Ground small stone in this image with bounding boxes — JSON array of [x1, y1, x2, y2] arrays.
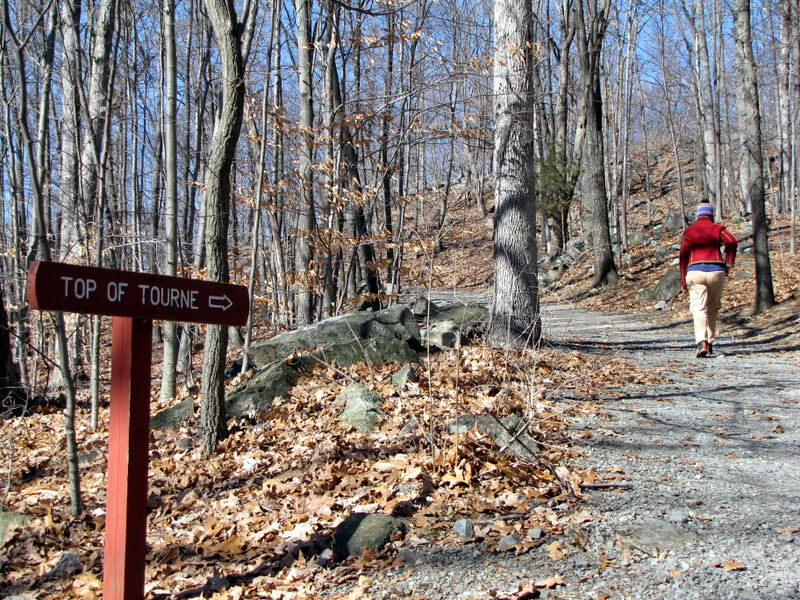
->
[[453, 519, 474, 540], [688, 499, 703, 506], [397, 548, 421, 567], [177, 438, 194, 449], [498, 535, 520, 552], [528, 526, 545, 540], [668, 510, 690, 524], [44, 551, 81, 580], [573, 553, 592, 568], [780, 533, 794, 543]]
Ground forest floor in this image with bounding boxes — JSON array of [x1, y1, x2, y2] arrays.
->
[[2, 181, 800, 598]]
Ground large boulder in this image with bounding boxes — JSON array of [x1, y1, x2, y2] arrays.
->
[[654, 268, 682, 301], [417, 301, 488, 350], [226, 360, 305, 417], [225, 306, 421, 417], [151, 398, 195, 429], [248, 305, 421, 367]]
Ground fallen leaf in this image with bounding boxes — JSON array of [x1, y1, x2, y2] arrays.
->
[[713, 560, 746, 572], [598, 554, 615, 570], [546, 541, 569, 561], [724, 454, 739, 459], [777, 527, 799, 535], [534, 575, 566, 588], [772, 425, 785, 434]]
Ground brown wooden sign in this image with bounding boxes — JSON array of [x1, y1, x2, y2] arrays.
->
[[27, 260, 251, 600], [27, 260, 249, 326]]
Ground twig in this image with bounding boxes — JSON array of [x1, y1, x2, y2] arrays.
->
[[579, 482, 633, 490]]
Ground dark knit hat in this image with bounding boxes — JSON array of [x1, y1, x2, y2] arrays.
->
[[696, 203, 714, 218]]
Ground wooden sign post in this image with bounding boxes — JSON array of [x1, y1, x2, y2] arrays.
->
[[27, 261, 249, 600]]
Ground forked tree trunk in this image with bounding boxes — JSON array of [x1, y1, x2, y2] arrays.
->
[[199, 0, 249, 452]]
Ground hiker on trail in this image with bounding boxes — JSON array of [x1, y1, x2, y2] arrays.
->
[[679, 201, 738, 358]]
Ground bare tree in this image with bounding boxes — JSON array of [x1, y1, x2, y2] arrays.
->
[[733, 0, 775, 313], [488, 0, 540, 346], [161, 0, 179, 402], [199, 0, 252, 452], [574, 0, 618, 287]]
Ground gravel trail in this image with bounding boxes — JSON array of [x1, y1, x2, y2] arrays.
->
[[359, 301, 800, 600]]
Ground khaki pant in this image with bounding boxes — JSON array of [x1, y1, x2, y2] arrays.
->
[[687, 270, 726, 344]]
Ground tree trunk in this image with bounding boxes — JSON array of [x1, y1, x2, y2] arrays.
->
[[733, 0, 775, 313], [199, 0, 249, 452], [488, 0, 540, 346], [574, 0, 617, 287], [294, 0, 316, 325], [161, 0, 179, 402]]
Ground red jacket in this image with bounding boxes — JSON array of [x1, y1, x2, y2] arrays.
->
[[679, 216, 738, 289]]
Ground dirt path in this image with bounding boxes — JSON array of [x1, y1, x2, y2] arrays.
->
[[541, 303, 800, 599], [356, 299, 800, 599]]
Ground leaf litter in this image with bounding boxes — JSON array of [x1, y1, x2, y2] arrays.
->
[[0, 339, 663, 598]]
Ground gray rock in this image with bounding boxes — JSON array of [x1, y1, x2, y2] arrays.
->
[[668, 509, 690, 524], [453, 519, 475, 540], [151, 397, 195, 429], [663, 212, 686, 233], [424, 319, 462, 350], [0, 511, 30, 547], [333, 513, 406, 559], [225, 360, 302, 417], [528, 526, 545, 540], [619, 519, 697, 555], [226, 307, 425, 415], [43, 550, 81, 580], [654, 268, 682, 301], [78, 451, 98, 465], [628, 231, 648, 246], [448, 413, 539, 459], [654, 246, 671, 264], [734, 270, 753, 281], [637, 288, 658, 304], [565, 238, 586, 258], [411, 297, 440, 318], [390, 364, 418, 389], [338, 383, 386, 433], [498, 535, 521, 552], [653, 301, 669, 311], [248, 306, 421, 368]]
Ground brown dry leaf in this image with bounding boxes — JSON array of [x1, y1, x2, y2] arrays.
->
[[535, 575, 566, 588], [772, 425, 785, 433], [598, 554, 616, 570], [777, 527, 800, 534], [713, 560, 746, 572], [546, 541, 569, 561], [724, 454, 740, 459]]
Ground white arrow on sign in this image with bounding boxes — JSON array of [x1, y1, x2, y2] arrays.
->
[[208, 295, 233, 311]]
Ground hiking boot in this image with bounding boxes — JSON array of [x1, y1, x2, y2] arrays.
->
[[707, 343, 713, 355], [696, 341, 709, 358]]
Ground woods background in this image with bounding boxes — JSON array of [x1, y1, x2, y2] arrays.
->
[[1, 0, 799, 451]]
